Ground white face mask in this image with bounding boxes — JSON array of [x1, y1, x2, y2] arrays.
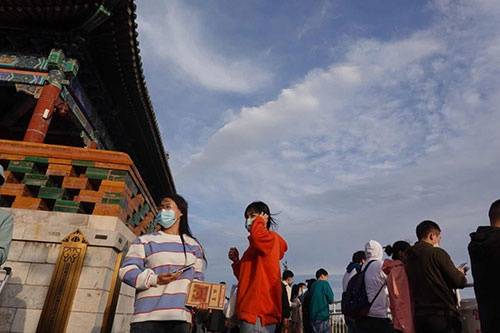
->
[[245, 217, 254, 232], [155, 209, 177, 229]]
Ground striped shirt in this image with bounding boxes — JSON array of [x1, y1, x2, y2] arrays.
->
[[119, 231, 205, 323]]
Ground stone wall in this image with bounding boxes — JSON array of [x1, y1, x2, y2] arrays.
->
[[0, 208, 136, 333]]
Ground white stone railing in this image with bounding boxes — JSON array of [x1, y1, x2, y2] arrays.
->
[[329, 301, 347, 333]]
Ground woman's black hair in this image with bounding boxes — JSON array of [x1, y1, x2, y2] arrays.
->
[[163, 194, 207, 263], [291, 284, 300, 301], [244, 201, 278, 230], [306, 278, 316, 290], [385, 240, 411, 261]]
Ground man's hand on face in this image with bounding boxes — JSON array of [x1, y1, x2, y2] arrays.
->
[[228, 247, 239, 263]]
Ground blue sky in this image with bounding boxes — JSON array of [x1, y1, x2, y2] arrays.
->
[[136, 0, 500, 285]]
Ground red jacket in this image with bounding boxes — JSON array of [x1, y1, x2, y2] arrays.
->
[[382, 259, 415, 333], [232, 216, 288, 325]]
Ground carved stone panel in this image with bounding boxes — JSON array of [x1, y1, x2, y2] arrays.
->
[[36, 229, 88, 333]]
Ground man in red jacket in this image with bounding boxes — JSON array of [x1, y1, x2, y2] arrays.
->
[[228, 201, 288, 333]]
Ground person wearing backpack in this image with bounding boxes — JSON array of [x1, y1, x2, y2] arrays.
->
[[355, 240, 393, 333], [341, 251, 381, 321], [342, 250, 366, 333], [342, 251, 366, 293]]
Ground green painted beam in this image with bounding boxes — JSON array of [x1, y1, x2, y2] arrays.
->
[[72, 160, 95, 167], [23, 173, 49, 186], [54, 199, 80, 213], [85, 167, 109, 180], [8, 160, 34, 173], [38, 187, 64, 200], [24, 156, 49, 164]]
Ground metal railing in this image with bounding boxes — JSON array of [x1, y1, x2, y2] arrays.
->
[[329, 284, 478, 333], [329, 301, 347, 333]]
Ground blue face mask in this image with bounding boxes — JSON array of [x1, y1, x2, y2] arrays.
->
[[245, 217, 254, 232], [155, 209, 177, 229]]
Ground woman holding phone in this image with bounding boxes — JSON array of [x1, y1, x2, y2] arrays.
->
[[228, 201, 288, 333], [120, 194, 206, 333]]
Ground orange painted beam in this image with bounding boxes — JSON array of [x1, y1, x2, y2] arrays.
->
[[0, 68, 48, 77], [0, 140, 133, 166]]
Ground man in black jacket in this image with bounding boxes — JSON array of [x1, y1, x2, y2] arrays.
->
[[468, 199, 500, 333], [406, 220, 467, 333], [301, 278, 316, 333], [276, 270, 293, 333]]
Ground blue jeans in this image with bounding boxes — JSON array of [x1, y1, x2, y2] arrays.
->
[[311, 319, 331, 333], [240, 318, 276, 333]]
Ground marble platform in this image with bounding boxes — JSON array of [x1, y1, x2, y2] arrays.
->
[[0, 208, 137, 333]]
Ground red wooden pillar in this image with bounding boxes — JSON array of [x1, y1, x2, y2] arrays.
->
[[23, 83, 61, 143]]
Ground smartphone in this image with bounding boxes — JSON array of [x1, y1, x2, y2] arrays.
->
[[172, 263, 194, 274]]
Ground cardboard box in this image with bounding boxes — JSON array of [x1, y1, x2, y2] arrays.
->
[[186, 281, 226, 310]]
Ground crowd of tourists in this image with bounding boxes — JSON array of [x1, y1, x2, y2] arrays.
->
[[337, 198, 500, 333], [113, 189, 500, 333], [1, 161, 499, 333]]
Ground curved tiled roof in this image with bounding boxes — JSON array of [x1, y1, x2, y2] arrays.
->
[[0, 0, 176, 203]]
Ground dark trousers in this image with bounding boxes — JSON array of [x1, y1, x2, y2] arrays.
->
[[415, 314, 462, 333], [130, 320, 191, 333], [345, 316, 358, 333], [355, 317, 394, 333]]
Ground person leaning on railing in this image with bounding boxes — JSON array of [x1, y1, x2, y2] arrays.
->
[[0, 165, 13, 266]]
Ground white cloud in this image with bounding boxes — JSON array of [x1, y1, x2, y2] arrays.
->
[[138, 1, 272, 93], [180, 34, 446, 190], [297, 0, 336, 39], [175, 0, 500, 278]]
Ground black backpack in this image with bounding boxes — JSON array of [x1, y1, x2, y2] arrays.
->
[[341, 260, 385, 318]]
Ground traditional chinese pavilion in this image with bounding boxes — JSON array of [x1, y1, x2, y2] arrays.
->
[[0, 1, 175, 332]]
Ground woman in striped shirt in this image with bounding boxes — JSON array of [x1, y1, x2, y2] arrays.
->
[[119, 194, 206, 333]]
